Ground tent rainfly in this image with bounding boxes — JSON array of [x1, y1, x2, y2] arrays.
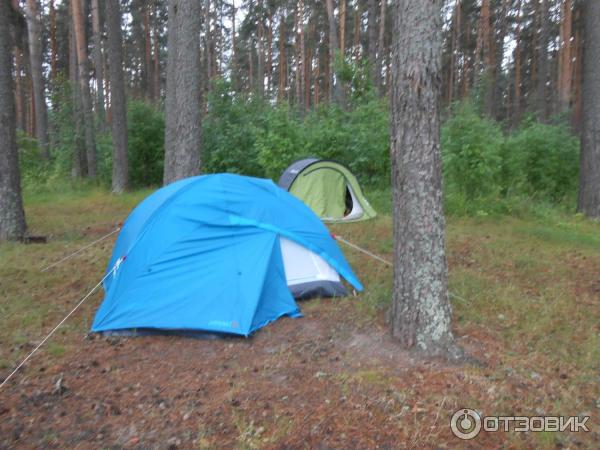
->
[[91, 174, 363, 337], [278, 159, 377, 223]]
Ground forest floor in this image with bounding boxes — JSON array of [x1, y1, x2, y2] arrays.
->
[[0, 187, 599, 449]]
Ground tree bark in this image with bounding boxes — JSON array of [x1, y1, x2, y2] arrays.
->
[[0, 0, 27, 241], [91, 0, 106, 126], [164, 0, 202, 185], [14, 46, 25, 131], [69, 6, 87, 178], [72, 0, 98, 178], [376, 0, 386, 95], [25, 0, 50, 157], [513, 0, 522, 126], [557, 0, 573, 113], [367, 0, 379, 88], [390, 0, 460, 358], [143, 2, 154, 102], [577, 0, 600, 218], [106, 0, 129, 193], [152, 2, 160, 99], [340, 0, 346, 55], [325, 0, 344, 105], [49, 0, 57, 81], [536, 0, 549, 121], [278, 11, 286, 102], [257, 1, 265, 96]]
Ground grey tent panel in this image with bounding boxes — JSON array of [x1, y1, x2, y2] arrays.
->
[[288, 280, 348, 300], [278, 158, 319, 190]]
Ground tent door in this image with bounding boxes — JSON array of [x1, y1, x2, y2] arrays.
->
[[343, 184, 365, 220]]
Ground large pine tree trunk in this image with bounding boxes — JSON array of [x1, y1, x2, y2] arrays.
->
[[0, 1, 27, 241], [164, 0, 202, 185], [577, 0, 600, 218], [106, 0, 128, 193], [72, 0, 98, 178], [25, 0, 49, 158], [91, 0, 106, 125], [390, 0, 460, 358]]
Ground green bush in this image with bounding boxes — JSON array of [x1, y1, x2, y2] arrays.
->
[[504, 120, 579, 201], [127, 101, 165, 188], [203, 79, 266, 177], [17, 131, 51, 186], [441, 101, 504, 200], [256, 104, 305, 180]]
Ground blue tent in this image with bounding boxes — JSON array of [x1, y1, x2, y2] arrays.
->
[[91, 174, 363, 336]]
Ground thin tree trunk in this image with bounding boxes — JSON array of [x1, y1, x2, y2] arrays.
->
[[153, 4, 160, 99], [367, 0, 379, 89], [390, 0, 460, 358], [14, 48, 25, 131], [25, 0, 49, 157], [376, 0, 386, 95], [143, 2, 154, 102], [492, 0, 509, 119], [0, 0, 27, 241], [314, 49, 320, 107], [69, 8, 86, 178], [91, 0, 106, 125], [536, 0, 549, 121], [448, 0, 461, 104], [72, 0, 97, 178], [577, 0, 600, 217], [278, 12, 286, 102], [257, 1, 265, 96], [353, 2, 360, 60], [513, 0, 522, 126], [305, 20, 312, 111], [340, 0, 346, 55], [49, 0, 57, 81], [231, 0, 238, 91], [325, 0, 344, 105], [557, 0, 573, 113], [164, 0, 202, 184], [106, 0, 128, 193], [296, 0, 305, 113], [571, 7, 583, 130], [267, 12, 273, 95]]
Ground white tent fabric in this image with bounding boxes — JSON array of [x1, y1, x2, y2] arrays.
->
[[280, 237, 341, 287]]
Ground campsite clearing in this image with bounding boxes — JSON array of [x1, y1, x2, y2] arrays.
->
[[0, 187, 599, 448]]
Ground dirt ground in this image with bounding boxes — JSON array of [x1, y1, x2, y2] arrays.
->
[[0, 296, 595, 449]]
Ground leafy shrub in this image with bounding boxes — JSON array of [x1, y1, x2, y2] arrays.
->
[[203, 79, 266, 177], [127, 101, 165, 188], [17, 131, 50, 186], [441, 101, 504, 200], [256, 104, 306, 180], [504, 120, 579, 201]]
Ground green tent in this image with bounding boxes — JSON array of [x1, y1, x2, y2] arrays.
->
[[278, 159, 377, 223]]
